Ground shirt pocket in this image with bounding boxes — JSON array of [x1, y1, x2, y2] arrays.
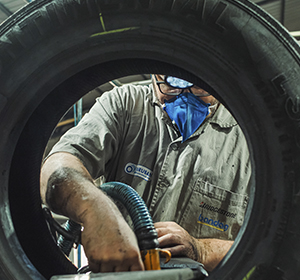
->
[[177, 178, 248, 240]]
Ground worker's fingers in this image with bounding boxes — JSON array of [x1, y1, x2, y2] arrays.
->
[[154, 221, 176, 229], [113, 263, 131, 272], [100, 262, 116, 273], [89, 260, 138, 273], [113, 256, 144, 272], [158, 244, 185, 257], [130, 259, 145, 271], [155, 226, 172, 237], [157, 232, 181, 247], [154, 221, 184, 237], [154, 221, 168, 228], [167, 244, 185, 256], [88, 259, 102, 273], [88, 257, 119, 273]]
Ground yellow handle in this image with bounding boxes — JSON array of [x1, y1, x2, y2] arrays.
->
[[141, 248, 171, 270], [159, 249, 172, 264]]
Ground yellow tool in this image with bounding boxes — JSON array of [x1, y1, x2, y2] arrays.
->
[[141, 248, 172, 270]]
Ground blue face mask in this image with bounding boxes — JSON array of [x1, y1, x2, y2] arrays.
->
[[163, 91, 210, 142]]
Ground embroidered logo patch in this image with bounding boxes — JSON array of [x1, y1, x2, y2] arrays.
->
[[124, 163, 152, 182], [197, 214, 229, 232]]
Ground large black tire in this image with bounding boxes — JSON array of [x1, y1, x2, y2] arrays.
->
[[0, 0, 300, 279]]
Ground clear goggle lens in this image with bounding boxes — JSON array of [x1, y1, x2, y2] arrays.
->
[[165, 76, 193, 89], [155, 75, 210, 97]]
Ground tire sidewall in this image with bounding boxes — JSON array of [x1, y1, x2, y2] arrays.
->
[[0, 0, 299, 279]]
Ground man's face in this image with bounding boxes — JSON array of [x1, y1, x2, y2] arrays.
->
[[153, 75, 217, 105]]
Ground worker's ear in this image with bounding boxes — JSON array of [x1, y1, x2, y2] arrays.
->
[[151, 74, 159, 86], [151, 74, 164, 81]]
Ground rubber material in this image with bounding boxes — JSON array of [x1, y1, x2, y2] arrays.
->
[[0, 0, 299, 279], [100, 182, 159, 250]]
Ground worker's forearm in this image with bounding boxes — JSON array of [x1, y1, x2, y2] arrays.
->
[[196, 238, 234, 271], [40, 152, 145, 273], [40, 152, 104, 223]]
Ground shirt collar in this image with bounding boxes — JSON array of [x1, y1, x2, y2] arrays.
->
[[209, 104, 237, 128], [149, 84, 162, 107]]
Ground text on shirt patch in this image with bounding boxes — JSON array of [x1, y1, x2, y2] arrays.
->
[[200, 202, 237, 218], [124, 163, 152, 182], [197, 214, 229, 232]]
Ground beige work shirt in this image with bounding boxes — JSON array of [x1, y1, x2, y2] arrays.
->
[[49, 84, 251, 240]]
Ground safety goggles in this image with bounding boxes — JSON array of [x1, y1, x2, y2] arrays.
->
[[155, 75, 211, 97]]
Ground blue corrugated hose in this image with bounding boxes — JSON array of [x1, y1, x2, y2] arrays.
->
[[57, 182, 159, 260]]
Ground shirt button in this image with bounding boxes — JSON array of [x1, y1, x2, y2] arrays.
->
[[172, 144, 178, 151]]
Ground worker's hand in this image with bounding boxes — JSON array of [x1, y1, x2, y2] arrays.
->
[[154, 221, 234, 271], [154, 221, 200, 262], [80, 200, 145, 273]]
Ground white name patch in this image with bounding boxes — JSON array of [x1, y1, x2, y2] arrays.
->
[[124, 163, 152, 182]]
